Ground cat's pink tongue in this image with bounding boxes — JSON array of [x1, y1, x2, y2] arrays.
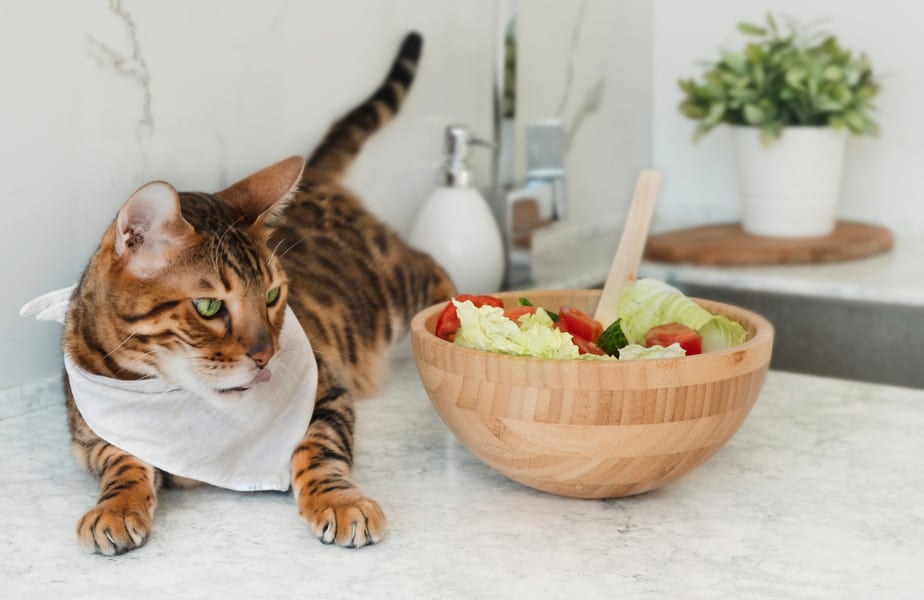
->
[[253, 368, 272, 385]]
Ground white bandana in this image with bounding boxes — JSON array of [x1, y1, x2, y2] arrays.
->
[[21, 286, 317, 492]]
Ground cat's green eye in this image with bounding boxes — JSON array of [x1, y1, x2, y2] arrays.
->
[[193, 298, 223, 318], [265, 286, 281, 306]]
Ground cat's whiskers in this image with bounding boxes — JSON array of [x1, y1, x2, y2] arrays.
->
[[217, 216, 245, 248], [101, 332, 137, 363], [271, 365, 296, 390], [270, 348, 298, 387], [269, 238, 287, 263], [307, 347, 338, 361], [209, 216, 246, 272], [276, 237, 307, 261], [115, 347, 160, 378], [102, 332, 162, 377]]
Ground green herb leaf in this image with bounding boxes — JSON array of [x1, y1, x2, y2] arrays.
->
[[704, 101, 726, 126], [743, 103, 765, 125], [738, 22, 767, 36], [720, 49, 747, 74], [823, 65, 843, 81]]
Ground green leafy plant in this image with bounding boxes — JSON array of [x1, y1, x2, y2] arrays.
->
[[678, 14, 880, 144]]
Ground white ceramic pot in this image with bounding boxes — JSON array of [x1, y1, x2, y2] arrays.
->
[[732, 125, 847, 237]]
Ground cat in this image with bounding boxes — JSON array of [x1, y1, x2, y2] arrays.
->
[[61, 31, 455, 555]]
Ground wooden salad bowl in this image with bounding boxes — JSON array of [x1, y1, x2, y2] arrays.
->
[[410, 289, 774, 499]]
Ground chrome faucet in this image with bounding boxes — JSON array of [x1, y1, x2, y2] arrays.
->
[[497, 119, 568, 288]]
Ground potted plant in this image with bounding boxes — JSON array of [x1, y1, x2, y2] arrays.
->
[[678, 14, 880, 237]]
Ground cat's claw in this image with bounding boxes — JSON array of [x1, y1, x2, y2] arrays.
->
[[299, 490, 385, 548], [77, 503, 152, 556]]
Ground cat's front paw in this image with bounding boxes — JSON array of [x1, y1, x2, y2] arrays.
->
[[297, 486, 386, 548], [77, 501, 152, 556]]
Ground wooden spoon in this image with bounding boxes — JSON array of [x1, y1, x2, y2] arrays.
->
[[593, 169, 662, 327]]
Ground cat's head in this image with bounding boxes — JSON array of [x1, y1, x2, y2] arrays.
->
[[80, 156, 305, 401]]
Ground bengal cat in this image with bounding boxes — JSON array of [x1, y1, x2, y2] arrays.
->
[[61, 32, 455, 555]]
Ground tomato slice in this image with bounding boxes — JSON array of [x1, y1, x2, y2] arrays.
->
[[571, 334, 606, 356], [558, 306, 604, 343], [643, 323, 703, 355], [434, 294, 504, 341], [503, 305, 538, 323], [434, 304, 459, 340], [554, 317, 569, 333]]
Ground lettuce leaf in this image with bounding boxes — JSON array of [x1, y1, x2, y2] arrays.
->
[[616, 279, 748, 351], [617, 343, 687, 360], [453, 300, 586, 359], [698, 315, 748, 352], [453, 300, 624, 360]]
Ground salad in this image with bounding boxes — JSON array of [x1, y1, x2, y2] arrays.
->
[[433, 279, 748, 361]]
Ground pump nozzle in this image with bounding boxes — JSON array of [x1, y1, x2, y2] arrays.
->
[[444, 125, 494, 187]]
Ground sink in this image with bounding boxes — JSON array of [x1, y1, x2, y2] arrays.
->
[[673, 283, 923, 390]]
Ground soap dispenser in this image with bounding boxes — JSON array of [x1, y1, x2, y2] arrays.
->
[[409, 125, 505, 294]]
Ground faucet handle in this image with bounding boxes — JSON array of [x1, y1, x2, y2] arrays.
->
[[525, 120, 566, 178], [524, 120, 567, 221]]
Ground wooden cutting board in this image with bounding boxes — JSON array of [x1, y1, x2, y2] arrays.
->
[[644, 221, 894, 266]]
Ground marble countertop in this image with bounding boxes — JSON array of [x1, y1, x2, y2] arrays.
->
[[528, 221, 924, 307], [3, 340, 923, 599], [639, 231, 924, 307]]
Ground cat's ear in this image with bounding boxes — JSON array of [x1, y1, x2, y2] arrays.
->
[[114, 181, 195, 277], [215, 156, 305, 227]]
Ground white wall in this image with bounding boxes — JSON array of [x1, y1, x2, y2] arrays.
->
[[653, 0, 924, 234], [1, 0, 497, 389], [517, 0, 654, 226]]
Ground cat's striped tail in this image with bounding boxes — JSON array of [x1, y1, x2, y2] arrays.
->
[[305, 32, 422, 181]]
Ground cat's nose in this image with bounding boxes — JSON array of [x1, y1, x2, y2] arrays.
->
[[247, 338, 274, 367]]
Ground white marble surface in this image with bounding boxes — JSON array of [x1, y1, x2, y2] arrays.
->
[[3, 340, 923, 599]]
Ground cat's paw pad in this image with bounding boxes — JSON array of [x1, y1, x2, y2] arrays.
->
[[77, 503, 152, 556], [298, 488, 386, 548]]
